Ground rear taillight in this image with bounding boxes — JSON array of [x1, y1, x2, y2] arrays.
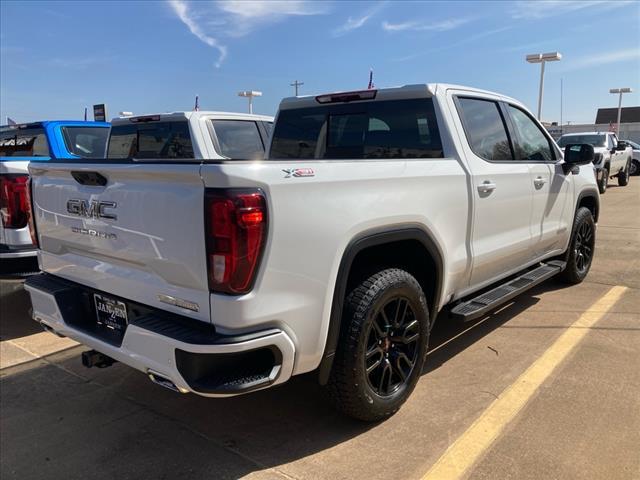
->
[[205, 189, 267, 294], [0, 175, 33, 232]]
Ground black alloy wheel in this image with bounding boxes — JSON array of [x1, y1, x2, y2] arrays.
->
[[574, 220, 594, 275], [560, 207, 596, 284], [327, 268, 430, 421], [364, 296, 420, 397]]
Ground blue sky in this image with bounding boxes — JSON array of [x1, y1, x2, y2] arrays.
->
[[1, 0, 639, 124]]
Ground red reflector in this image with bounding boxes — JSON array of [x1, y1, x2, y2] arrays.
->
[[0, 175, 32, 232], [315, 89, 377, 104], [205, 189, 267, 294]]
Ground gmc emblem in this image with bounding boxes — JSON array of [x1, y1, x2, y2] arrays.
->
[[66, 199, 117, 220]]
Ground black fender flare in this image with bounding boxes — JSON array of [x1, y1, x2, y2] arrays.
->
[[317, 225, 444, 385], [563, 187, 600, 262], [575, 187, 600, 222]]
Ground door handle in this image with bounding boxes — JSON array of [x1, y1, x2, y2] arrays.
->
[[477, 181, 497, 194], [534, 176, 547, 188]]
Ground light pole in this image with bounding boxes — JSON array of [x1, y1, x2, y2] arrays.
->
[[609, 88, 633, 135], [526, 52, 562, 120], [238, 90, 262, 114]]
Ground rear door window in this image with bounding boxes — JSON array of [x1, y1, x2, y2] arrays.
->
[[61, 127, 110, 158], [211, 120, 265, 160], [107, 121, 194, 159], [0, 127, 50, 157], [269, 98, 443, 159], [456, 97, 513, 161]]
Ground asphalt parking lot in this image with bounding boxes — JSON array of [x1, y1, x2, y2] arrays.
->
[[1, 181, 638, 480]]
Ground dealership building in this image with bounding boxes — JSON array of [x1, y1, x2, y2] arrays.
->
[[546, 106, 640, 142]]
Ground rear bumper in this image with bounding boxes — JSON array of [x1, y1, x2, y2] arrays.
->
[[0, 244, 38, 277], [0, 243, 37, 259], [24, 273, 296, 397]]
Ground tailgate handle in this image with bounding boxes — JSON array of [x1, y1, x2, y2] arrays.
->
[[71, 171, 108, 187]]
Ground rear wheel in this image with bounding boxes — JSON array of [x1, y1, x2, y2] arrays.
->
[[560, 207, 595, 284], [618, 160, 630, 186], [630, 159, 640, 176], [598, 166, 608, 194], [327, 268, 430, 422]]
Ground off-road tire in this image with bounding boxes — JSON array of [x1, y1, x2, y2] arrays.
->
[[560, 207, 595, 284], [326, 268, 430, 422], [630, 159, 640, 176], [598, 166, 608, 194], [618, 160, 630, 186]]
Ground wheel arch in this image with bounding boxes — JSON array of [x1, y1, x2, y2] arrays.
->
[[317, 225, 444, 385], [576, 188, 600, 223]]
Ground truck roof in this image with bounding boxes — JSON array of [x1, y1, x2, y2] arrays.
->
[[110, 111, 274, 126], [560, 132, 609, 136], [0, 120, 110, 131], [278, 83, 522, 110]]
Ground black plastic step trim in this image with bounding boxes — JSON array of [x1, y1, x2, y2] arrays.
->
[[450, 260, 566, 321]]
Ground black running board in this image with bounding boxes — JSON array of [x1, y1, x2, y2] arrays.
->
[[450, 260, 566, 321]]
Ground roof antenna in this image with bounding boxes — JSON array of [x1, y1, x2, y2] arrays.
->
[[367, 68, 374, 90], [84, 107, 87, 121], [194, 95, 200, 112]]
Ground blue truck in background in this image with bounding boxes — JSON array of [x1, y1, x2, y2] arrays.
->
[[1, 120, 110, 275]]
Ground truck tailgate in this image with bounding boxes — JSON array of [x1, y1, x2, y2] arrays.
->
[[29, 162, 211, 322]]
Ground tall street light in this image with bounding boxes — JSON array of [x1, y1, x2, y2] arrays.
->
[[238, 90, 262, 114], [609, 88, 633, 135], [526, 52, 562, 120]]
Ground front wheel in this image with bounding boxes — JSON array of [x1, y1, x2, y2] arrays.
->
[[598, 167, 608, 194], [327, 268, 430, 422], [560, 207, 596, 284], [630, 159, 640, 176], [618, 160, 630, 186]]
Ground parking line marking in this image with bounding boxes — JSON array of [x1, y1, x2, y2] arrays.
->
[[422, 285, 628, 480]]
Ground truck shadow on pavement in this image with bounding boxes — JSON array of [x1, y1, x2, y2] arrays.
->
[[0, 280, 40, 341], [0, 279, 578, 480]]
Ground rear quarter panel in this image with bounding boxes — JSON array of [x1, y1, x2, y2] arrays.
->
[[201, 158, 469, 374]]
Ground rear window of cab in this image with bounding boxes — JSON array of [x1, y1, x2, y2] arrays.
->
[[107, 120, 194, 159], [0, 127, 50, 157], [269, 98, 443, 160]]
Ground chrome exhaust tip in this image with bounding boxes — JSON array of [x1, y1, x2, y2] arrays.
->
[[148, 370, 183, 393]]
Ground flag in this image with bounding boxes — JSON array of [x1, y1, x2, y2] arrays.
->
[[367, 69, 374, 89], [194, 95, 200, 111], [6, 117, 17, 125]]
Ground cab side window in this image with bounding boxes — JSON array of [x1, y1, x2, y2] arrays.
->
[[507, 106, 555, 161], [211, 120, 265, 160], [456, 97, 514, 161]]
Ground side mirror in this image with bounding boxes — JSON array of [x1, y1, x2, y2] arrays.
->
[[563, 143, 594, 173], [616, 141, 628, 151]]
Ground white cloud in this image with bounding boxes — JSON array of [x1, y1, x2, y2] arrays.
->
[[167, 0, 328, 67], [168, 0, 227, 67], [559, 48, 640, 72], [382, 17, 472, 32], [510, 0, 634, 19], [217, 0, 329, 37], [333, 2, 386, 37]]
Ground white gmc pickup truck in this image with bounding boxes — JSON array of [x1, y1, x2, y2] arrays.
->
[[26, 85, 600, 421], [557, 131, 633, 194]]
